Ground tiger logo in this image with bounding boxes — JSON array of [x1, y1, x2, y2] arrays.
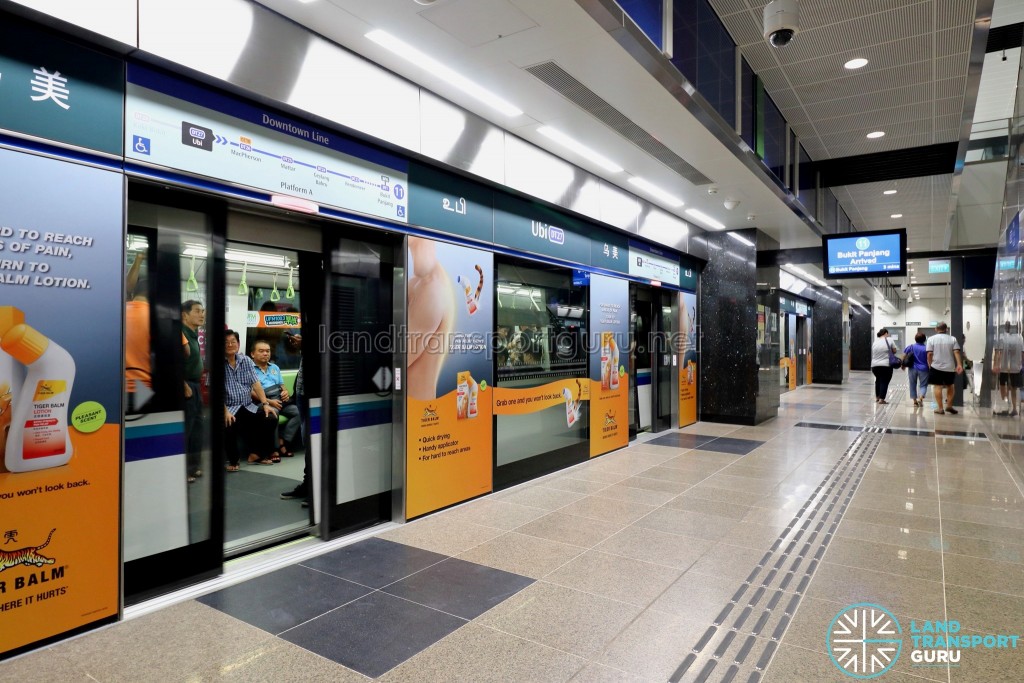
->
[[0, 529, 56, 573]]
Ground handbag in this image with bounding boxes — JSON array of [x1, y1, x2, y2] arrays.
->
[[900, 346, 913, 369], [888, 346, 903, 368]]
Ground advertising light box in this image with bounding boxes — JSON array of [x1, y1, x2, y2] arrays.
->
[[822, 229, 907, 279]]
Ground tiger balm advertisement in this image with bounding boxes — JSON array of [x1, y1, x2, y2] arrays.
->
[[588, 275, 629, 457], [406, 238, 493, 519], [0, 149, 122, 657]]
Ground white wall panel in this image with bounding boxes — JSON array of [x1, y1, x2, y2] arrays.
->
[[139, 0, 254, 81], [290, 37, 421, 152], [11, 0, 138, 46]]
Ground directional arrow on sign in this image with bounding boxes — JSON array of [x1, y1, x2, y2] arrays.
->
[[372, 366, 393, 391], [214, 134, 228, 145]]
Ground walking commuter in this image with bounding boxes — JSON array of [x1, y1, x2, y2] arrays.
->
[[903, 333, 929, 408], [992, 322, 1023, 416], [870, 328, 900, 404], [927, 322, 964, 415]]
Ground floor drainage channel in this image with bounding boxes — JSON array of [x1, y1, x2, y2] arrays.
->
[[669, 392, 905, 683]]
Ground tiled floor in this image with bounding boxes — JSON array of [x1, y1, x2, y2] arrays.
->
[[8, 372, 1024, 681]]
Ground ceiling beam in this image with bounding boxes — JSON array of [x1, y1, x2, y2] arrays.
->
[[818, 143, 959, 187], [987, 22, 1023, 52]]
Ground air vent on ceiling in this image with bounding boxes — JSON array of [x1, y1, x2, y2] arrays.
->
[[524, 61, 713, 186]]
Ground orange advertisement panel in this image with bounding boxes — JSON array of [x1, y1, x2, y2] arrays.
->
[[589, 275, 628, 457], [405, 238, 493, 519], [493, 378, 590, 419], [0, 150, 123, 657], [679, 292, 698, 427]]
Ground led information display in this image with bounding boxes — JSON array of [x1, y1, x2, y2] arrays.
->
[[822, 229, 906, 278]]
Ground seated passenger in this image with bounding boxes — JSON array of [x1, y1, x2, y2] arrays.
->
[[223, 330, 277, 471], [250, 339, 301, 458]]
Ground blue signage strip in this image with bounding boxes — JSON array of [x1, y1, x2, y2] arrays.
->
[[0, 18, 124, 155], [1007, 212, 1020, 250], [928, 259, 950, 274], [407, 162, 493, 242], [492, 193, 592, 264], [824, 231, 904, 276]]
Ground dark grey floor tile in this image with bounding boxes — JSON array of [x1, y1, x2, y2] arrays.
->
[[279, 590, 466, 678], [301, 537, 448, 588], [694, 437, 764, 455], [645, 432, 718, 449], [197, 564, 371, 635], [382, 557, 534, 619]]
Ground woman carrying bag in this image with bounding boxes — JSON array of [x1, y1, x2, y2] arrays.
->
[[870, 328, 902, 404]]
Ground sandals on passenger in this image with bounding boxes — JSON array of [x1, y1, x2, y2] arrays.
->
[[247, 454, 274, 466], [226, 464, 240, 472]]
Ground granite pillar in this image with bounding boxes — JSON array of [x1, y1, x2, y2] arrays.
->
[[807, 284, 847, 384], [699, 229, 779, 425], [850, 304, 873, 371]]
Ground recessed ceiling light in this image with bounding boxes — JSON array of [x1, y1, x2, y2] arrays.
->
[[891, 213, 903, 218], [727, 231, 755, 247], [365, 30, 523, 117], [883, 189, 898, 195], [628, 177, 684, 207], [536, 126, 623, 173], [867, 131, 886, 139], [844, 58, 869, 70], [686, 208, 727, 231]]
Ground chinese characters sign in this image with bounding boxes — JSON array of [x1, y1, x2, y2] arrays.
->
[[0, 18, 123, 154]]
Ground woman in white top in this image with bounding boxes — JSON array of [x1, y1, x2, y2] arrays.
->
[[870, 328, 900, 404]]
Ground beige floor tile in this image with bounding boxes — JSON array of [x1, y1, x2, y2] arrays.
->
[[633, 506, 739, 542], [940, 518, 1024, 546], [591, 482, 680, 507], [216, 640, 369, 682], [842, 506, 940, 533], [689, 542, 774, 582], [762, 643, 929, 683], [594, 525, 715, 569], [378, 623, 585, 683], [456, 531, 585, 579], [937, 487, 1024, 509], [560, 467, 630, 485], [822, 536, 944, 582], [444, 498, 551, 531], [496, 485, 587, 511], [664, 495, 752, 520], [740, 505, 800, 529], [544, 550, 683, 607], [678, 423, 740, 436], [806, 563, 944, 620], [476, 581, 642, 659], [949, 628, 1024, 682], [699, 473, 779, 495], [568, 662, 647, 682], [630, 465, 705, 485], [556, 495, 656, 526], [942, 552, 1024, 596], [942, 533, 1024, 564], [596, 609, 709, 680], [378, 515, 504, 556], [724, 521, 789, 551], [677, 484, 767, 506], [616, 474, 692, 496], [515, 511, 626, 549], [537, 475, 614, 496], [944, 584, 1024, 634], [648, 569, 758, 620], [940, 500, 1024, 530], [849, 491, 942, 518], [1, 647, 95, 681], [48, 602, 284, 683]]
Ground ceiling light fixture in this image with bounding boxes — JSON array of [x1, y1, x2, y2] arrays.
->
[[628, 177, 684, 207], [685, 208, 727, 230], [536, 126, 623, 173], [727, 232, 755, 247], [891, 213, 903, 218], [365, 30, 523, 117], [867, 131, 886, 139], [844, 58, 869, 69], [883, 189, 897, 195]]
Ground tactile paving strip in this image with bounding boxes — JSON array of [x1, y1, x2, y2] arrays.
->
[[669, 392, 904, 683]]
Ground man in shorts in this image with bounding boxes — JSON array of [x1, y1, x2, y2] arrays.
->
[[926, 322, 964, 415], [993, 321, 1024, 416]]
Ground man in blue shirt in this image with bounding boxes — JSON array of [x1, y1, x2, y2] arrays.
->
[[250, 339, 301, 458], [224, 330, 277, 471]]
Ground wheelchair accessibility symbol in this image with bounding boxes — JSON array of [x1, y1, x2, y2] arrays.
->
[[133, 135, 151, 156]]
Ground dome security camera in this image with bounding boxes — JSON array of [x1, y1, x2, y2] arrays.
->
[[764, 0, 800, 48], [723, 199, 740, 210]]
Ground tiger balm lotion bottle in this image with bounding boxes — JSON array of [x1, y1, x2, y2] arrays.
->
[[2, 323, 76, 472], [0, 307, 26, 469]]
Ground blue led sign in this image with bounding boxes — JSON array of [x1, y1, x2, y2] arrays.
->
[[822, 229, 906, 279]]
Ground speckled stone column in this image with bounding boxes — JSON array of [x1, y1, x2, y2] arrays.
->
[[698, 228, 779, 425]]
